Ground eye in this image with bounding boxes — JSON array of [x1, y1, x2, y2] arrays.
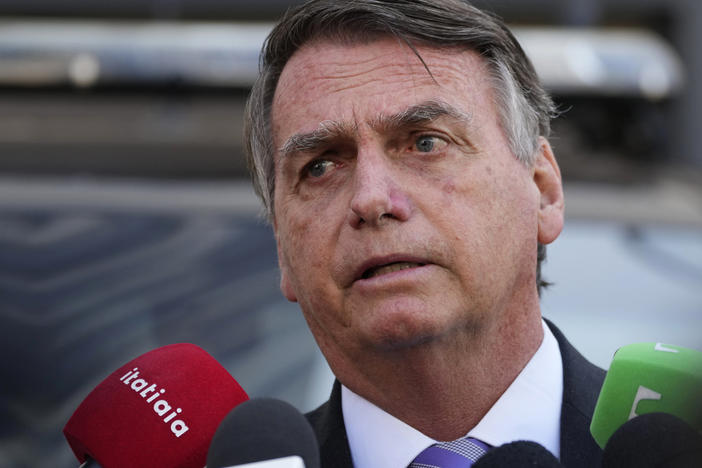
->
[[413, 135, 447, 153], [305, 159, 336, 178]]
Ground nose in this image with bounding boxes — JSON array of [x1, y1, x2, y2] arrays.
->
[[348, 148, 412, 229]]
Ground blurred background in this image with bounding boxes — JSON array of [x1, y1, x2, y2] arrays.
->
[[0, 0, 700, 466]]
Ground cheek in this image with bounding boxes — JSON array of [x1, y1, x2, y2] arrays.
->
[[439, 161, 537, 253], [276, 211, 352, 332], [441, 179, 456, 196], [276, 202, 338, 290], [278, 218, 313, 271]]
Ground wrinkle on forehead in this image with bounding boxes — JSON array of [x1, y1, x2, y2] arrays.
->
[[275, 39, 442, 101], [301, 61, 433, 98]]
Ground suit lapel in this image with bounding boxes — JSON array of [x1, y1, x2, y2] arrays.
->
[[306, 380, 354, 467], [547, 320, 606, 468]]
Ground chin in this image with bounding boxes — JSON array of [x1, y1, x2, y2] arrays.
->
[[365, 304, 490, 354], [373, 330, 439, 351], [358, 306, 457, 351]]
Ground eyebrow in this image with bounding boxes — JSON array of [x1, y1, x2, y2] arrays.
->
[[279, 119, 357, 160], [371, 99, 472, 133], [278, 99, 471, 159]]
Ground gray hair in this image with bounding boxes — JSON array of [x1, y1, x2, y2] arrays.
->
[[244, 0, 557, 292]]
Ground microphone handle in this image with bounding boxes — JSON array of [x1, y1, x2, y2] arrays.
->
[[80, 456, 103, 468]]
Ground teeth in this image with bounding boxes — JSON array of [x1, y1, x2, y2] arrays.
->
[[364, 262, 421, 279]]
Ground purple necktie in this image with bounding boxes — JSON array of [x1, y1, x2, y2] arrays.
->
[[408, 437, 491, 468]]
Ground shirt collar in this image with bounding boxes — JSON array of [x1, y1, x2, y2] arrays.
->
[[341, 320, 563, 468]]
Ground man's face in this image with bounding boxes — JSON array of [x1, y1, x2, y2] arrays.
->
[[270, 39, 562, 369]]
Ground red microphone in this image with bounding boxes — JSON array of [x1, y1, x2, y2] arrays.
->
[[63, 343, 249, 468]]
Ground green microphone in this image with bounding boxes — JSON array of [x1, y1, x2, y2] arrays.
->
[[590, 342, 702, 449]]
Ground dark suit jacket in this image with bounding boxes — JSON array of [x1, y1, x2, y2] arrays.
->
[[305, 320, 606, 468]]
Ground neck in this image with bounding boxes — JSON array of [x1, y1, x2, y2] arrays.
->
[[333, 307, 544, 441]]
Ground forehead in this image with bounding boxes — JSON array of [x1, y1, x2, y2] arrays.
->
[[270, 38, 495, 149]]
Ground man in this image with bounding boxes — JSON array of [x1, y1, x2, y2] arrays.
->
[[244, 1, 605, 466]]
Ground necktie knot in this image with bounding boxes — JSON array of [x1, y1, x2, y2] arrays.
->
[[408, 437, 490, 468]]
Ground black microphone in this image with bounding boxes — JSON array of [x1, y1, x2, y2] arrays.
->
[[473, 441, 563, 467], [602, 412, 702, 467], [206, 398, 320, 468]]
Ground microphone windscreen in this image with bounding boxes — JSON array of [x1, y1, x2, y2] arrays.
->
[[63, 343, 248, 468], [602, 412, 702, 468], [207, 398, 320, 468], [473, 441, 563, 467], [590, 342, 702, 449]]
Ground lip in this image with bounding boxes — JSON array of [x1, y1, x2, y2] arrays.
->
[[352, 254, 433, 285]]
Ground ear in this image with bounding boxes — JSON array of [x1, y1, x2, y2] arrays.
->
[[533, 137, 564, 245], [274, 224, 298, 303]]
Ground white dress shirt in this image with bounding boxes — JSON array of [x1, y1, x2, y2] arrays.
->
[[341, 320, 564, 468]]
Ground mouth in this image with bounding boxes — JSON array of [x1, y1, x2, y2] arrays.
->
[[359, 260, 427, 280]]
